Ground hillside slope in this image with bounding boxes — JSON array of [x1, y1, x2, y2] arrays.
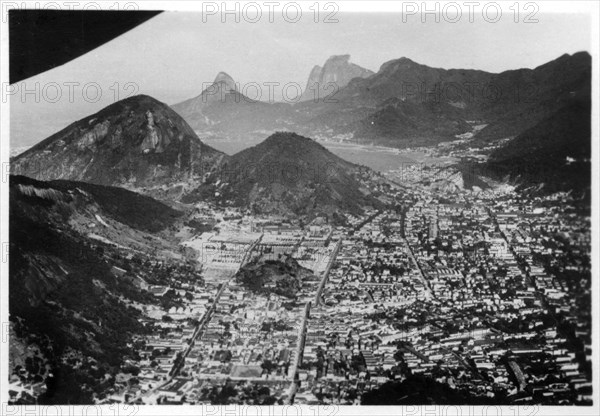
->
[[11, 94, 228, 200], [187, 132, 380, 216], [485, 99, 591, 195], [8, 175, 186, 403]]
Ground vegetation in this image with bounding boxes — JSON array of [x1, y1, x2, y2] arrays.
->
[[361, 375, 500, 405], [234, 254, 313, 299]]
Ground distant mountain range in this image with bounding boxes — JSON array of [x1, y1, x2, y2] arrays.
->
[[169, 52, 591, 150], [11, 51, 592, 200]]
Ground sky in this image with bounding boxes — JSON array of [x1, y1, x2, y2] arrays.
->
[[9, 7, 593, 147]]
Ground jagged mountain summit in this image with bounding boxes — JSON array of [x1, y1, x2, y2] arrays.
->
[[301, 54, 374, 101], [171, 52, 591, 154], [11, 94, 227, 199], [187, 132, 380, 217], [172, 71, 290, 136], [296, 52, 592, 147]]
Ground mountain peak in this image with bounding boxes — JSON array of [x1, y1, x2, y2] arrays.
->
[[11, 94, 227, 194], [213, 71, 237, 91], [324, 54, 351, 64], [263, 131, 314, 146], [302, 54, 373, 101], [216, 132, 376, 216], [379, 56, 419, 73]]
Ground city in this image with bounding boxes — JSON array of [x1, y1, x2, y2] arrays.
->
[[4, 4, 595, 411], [10, 159, 590, 406]]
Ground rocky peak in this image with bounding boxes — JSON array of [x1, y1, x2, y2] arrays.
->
[[321, 55, 373, 83], [302, 54, 373, 101], [212, 71, 237, 92]]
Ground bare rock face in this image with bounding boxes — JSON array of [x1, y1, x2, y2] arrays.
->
[[11, 95, 228, 194], [320, 54, 374, 84], [76, 120, 111, 151], [302, 55, 374, 101], [303, 65, 323, 97], [140, 110, 166, 153]]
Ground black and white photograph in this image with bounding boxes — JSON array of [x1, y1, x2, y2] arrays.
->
[[0, 1, 598, 414]]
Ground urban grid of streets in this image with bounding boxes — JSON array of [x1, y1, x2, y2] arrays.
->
[[52, 159, 590, 406]]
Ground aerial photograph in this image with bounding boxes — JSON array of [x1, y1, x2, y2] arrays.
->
[[2, 1, 597, 412]]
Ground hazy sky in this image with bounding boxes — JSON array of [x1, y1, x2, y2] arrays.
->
[[10, 9, 593, 147]]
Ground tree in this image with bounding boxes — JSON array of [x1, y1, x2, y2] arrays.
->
[[123, 365, 140, 376], [261, 360, 276, 373]]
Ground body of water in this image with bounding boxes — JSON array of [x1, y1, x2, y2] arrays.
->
[[203, 137, 456, 173]]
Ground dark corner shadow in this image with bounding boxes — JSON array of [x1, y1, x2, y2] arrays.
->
[[9, 9, 163, 83]]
